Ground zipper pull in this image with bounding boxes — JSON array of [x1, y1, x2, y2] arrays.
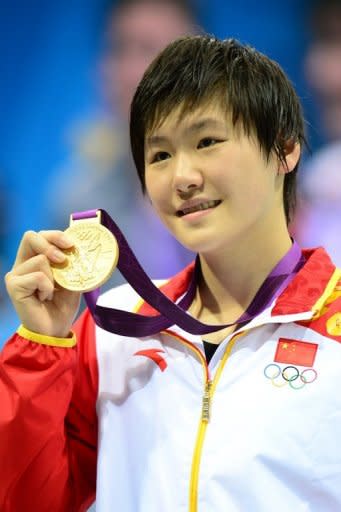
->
[[202, 380, 212, 423]]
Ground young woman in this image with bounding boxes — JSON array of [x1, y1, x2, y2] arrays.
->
[[1, 36, 340, 511]]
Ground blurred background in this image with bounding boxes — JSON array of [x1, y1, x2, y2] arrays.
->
[[1, 0, 340, 350]]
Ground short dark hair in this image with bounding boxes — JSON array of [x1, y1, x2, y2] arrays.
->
[[130, 36, 306, 224]]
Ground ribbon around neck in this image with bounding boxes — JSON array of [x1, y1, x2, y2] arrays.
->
[[74, 209, 305, 337]]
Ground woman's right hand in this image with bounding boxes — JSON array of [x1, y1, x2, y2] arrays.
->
[[5, 230, 81, 338]]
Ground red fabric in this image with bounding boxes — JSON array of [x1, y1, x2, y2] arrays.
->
[[0, 309, 98, 512], [296, 294, 341, 343], [274, 338, 318, 367], [272, 248, 336, 316]]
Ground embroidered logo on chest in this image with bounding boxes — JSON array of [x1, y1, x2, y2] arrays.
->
[[133, 348, 168, 372], [274, 338, 318, 367], [264, 338, 318, 390]]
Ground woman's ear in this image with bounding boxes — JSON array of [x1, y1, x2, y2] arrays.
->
[[278, 140, 301, 174]]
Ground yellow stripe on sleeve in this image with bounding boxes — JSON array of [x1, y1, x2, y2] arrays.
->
[[17, 325, 76, 348]]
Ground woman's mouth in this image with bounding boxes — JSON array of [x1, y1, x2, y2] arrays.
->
[[177, 200, 221, 217]]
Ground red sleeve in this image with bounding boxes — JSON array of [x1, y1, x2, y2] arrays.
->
[[0, 309, 98, 512]]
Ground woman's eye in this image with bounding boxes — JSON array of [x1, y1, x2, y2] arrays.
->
[[151, 151, 170, 163], [197, 138, 218, 149]]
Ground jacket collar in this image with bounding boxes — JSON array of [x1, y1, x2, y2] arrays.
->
[[137, 247, 338, 319], [272, 247, 337, 317]]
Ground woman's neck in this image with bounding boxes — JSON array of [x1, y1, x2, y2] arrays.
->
[[193, 231, 293, 325]]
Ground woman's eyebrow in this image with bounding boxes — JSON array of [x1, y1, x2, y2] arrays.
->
[[146, 118, 224, 147], [146, 134, 169, 147], [186, 118, 224, 133]]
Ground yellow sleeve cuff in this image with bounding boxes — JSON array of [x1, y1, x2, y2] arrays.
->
[[17, 325, 76, 348]]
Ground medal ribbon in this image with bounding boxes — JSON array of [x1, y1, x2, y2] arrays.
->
[[74, 209, 304, 336]]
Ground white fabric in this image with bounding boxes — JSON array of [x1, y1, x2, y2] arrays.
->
[[94, 284, 341, 512]]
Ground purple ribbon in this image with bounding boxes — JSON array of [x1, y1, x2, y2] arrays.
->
[[74, 209, 304, 337]]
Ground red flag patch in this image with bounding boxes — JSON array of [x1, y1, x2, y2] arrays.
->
[[274, 338, 318, 367]]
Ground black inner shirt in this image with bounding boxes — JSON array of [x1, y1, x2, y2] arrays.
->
[[203, 340, 219, 364]]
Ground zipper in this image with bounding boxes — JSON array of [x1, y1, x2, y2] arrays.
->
[[202, 380, 212, 422], [162, 329, 211, 413], [163, 329, 246, 512]]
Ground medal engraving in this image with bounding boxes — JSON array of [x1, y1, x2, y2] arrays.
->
[[52, 221, 119, 292]]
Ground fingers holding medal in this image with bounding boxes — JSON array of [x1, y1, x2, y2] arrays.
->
[[51, 220, 119, 292]]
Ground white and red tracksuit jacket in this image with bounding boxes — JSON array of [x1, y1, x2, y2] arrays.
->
[[1, 247, 341, 512]]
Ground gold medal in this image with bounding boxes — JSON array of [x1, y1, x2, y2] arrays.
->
[[52, 211, 119, 292]]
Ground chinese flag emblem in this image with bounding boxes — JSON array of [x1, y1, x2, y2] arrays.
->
[[274, 338, 318, 367]]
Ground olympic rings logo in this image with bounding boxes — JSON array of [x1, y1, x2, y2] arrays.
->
[[263, 363, 318, 390]]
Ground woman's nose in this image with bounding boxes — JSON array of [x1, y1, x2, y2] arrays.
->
[[172, 154, 203, 193]]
